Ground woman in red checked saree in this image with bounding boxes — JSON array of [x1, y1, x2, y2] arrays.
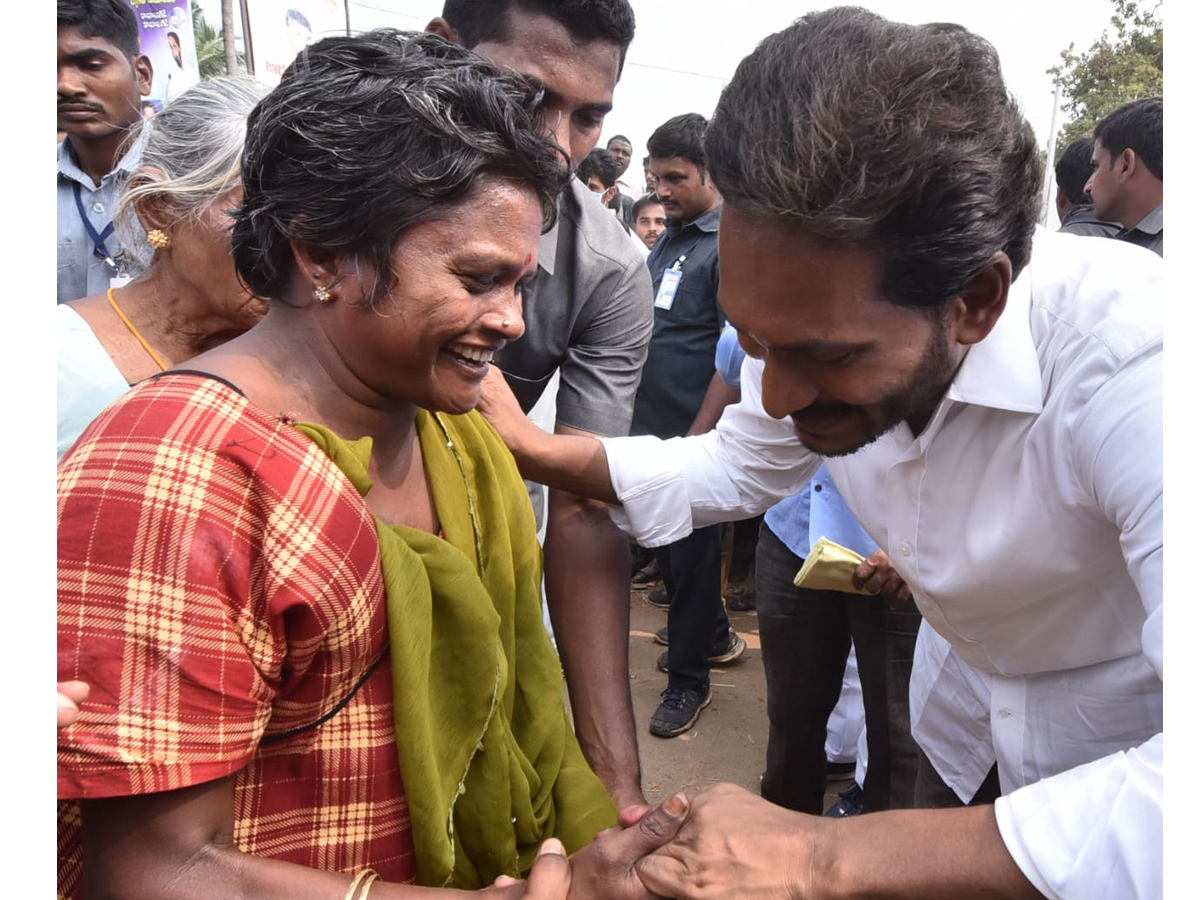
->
[[56, 31, 616, 900]]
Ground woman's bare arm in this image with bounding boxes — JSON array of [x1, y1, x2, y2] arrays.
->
[[80, 775, 691, 900], [80, 776, 515, 900]]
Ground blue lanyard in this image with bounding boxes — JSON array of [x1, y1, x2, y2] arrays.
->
[[72, 181, 117, 270]]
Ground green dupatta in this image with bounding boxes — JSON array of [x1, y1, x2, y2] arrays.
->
[[298, 410, 616, 888]]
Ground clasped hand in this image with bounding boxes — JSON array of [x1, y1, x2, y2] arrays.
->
[[488, 793, 692, 900], [495, 784, 820, 900]]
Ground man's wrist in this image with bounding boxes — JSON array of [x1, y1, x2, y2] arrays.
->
[[803, 816, 845, 900]]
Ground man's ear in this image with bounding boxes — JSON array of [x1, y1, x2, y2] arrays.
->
[[134, 54, 153, 97], [950, 252, 1011, 347], [426, 17, 461, 45], [602, 186, 617, 207], [1117, 148, 1138, 182]]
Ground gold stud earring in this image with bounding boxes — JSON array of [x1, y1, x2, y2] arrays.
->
[[313, 284, 332, 303], [147, 229, 170, 250]]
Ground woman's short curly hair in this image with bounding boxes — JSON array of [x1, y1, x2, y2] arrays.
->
[[231, 30, 568, 304], [706, 7, 1042, 309]]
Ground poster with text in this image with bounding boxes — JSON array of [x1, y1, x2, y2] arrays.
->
[[127, 1, 202, 114], [243, 0, 348, 86]]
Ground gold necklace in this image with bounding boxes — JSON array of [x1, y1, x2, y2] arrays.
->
[[106, 287, 167, 371]]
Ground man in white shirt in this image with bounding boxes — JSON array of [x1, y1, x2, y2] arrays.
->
[[480, 8, 1161, 898]]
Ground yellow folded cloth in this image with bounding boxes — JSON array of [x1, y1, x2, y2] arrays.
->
[[793, 537, 875, 595]]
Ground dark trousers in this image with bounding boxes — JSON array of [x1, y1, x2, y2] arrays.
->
[[756, 521, 922, 814], [914, 750, 1002, 808], [654, 524, 729, 691]]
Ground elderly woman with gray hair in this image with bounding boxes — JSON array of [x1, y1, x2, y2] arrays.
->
[[56, 76, 269, 461]]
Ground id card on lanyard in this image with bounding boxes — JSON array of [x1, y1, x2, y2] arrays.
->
[[654, 262, 683, 310], [650, 233, 702, 311]]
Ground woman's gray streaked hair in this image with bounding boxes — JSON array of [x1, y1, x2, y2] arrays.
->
[[115, 76, 269, 270]]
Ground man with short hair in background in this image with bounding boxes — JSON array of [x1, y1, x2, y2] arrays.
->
[[604, 133, 636, 225], [578, 147, 622, 213], [578, 147, 645, 256], [1085, 96, 1163, 256], [606, 133, 634, 192], [1054, 136, 1122, 239], [57, 0, 152, 303], [428, 0, 653, 813], [631, 194, 666, 251]]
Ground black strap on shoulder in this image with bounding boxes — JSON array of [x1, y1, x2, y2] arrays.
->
[[259, 646, 390, 746]]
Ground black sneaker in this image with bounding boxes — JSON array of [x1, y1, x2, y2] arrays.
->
[[649, 683, 712, 737], [645, 588, 670, 609], [656, 630, 747, 673], [823, 783, 864, 817], [709, 630, 747, 664], [653, 625, 670, 646]]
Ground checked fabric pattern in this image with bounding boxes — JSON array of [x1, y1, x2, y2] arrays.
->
[[57, 375, 415, 898]]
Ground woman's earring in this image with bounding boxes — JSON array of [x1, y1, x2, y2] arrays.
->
[[313, 284, 332, 303], [147, 229, 170, 250]]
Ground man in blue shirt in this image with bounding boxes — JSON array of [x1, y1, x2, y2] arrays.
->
[[57, 0, 152, 303]]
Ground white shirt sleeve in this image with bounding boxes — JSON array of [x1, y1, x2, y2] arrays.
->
[[601, 356, 822, 547], [994, 346, 1162, 899]]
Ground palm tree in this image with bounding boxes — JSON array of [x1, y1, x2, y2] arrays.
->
[[221, 0, 239, 77], [191, 0, 244, 78]]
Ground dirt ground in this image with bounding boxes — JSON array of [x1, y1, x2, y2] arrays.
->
[[624, 583, 854, 813]]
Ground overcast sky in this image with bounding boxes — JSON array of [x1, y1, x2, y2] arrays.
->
[[341, 0, 1122, 169]]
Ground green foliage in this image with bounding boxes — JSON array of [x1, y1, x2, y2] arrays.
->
[[1048, 0, 1163, 154], [191, 1, 244, 78]]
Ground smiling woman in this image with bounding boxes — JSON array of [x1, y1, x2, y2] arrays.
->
[[56, 30, 615, 900]]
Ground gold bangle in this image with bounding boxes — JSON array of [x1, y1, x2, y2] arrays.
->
[[359, 871, 381, 900], [344, 868, 380, 900]]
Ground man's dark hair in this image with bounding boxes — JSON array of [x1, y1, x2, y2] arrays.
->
[[232, 30, 568, 305], [1094, 97, 1162, 181], [606, 134, 631, 148], [441, 0, 636, 75], [706, 7, 1041, 309], [1055, 137, 1099, 206], [631, 193, 663, 220], [577, 147, 618, 189], [57, 0, 140, 58], [647, 113, 708, 176]]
